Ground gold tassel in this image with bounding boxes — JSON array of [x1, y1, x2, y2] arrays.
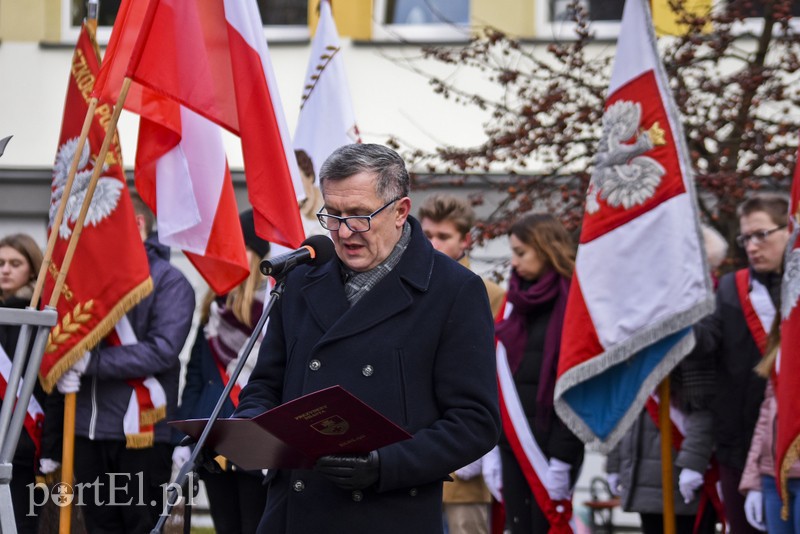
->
[[125, 431, 155, 449], [140, 405, 166, 427]]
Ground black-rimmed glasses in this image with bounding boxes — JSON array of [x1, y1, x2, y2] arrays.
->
[[735, 225, 787, 248], [317, 197, 403, 233]]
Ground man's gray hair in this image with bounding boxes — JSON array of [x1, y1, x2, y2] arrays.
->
[[319, 144, 410, 202]]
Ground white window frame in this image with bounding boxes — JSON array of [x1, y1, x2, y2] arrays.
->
[[371, 0, 472, 43], [59, 0, 309, 44]]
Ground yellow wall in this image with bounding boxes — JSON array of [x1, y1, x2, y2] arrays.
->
[[308, 0, 372, 40], [652, 0, 712, 36], [0, 0, 45, 41], [472, 0, 535, 38]]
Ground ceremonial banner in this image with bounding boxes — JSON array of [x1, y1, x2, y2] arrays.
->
[[93, 0, 306, 250], [553, 0, 714, 451], [777, 142, 800, 518], [40, 24, 152, 392], [294, 0, 361, 180]]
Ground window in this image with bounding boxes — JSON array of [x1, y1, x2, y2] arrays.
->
[[62, 0, 309, 43], [539, 0, 625, 39], [372, 0, 471, 42]]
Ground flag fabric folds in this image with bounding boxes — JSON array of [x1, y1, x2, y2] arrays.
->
[[553, 0, 714, 452], [294, 0, 361, 180], [776, 142, 800, 518], [93, 0, 306, 252], [40, 24, 152, 392]]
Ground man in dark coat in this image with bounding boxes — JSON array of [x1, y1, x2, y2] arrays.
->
[[235, 143, 501, 534]]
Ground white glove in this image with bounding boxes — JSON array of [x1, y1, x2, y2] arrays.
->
[[606, 472, 621, 497], [72, 351, 91, 374], [678, 468, 704, 504], [744, 490, 766, 531], [56, 369, 82, 394], [544, 457, 572, 501], [455, 458, 482, 481], [40, 458, 60, 475], [56, 352, 92, 394], [172, 446, 191, 471], [482, 446, 503, 502]]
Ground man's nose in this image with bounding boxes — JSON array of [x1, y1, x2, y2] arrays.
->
[[337, 224, 355, 239]]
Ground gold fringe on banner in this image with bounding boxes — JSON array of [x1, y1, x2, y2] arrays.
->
[[780, 436, 800, 520], [40, 277, 153, 392]]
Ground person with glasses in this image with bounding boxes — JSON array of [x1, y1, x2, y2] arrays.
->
[[692, 192, 791, 534], [234, 143, 501, 534]]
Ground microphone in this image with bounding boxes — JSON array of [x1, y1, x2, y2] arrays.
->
[[260, 234, 335, 278]]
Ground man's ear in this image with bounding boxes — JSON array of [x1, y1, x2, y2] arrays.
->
[[395, 197, 411, 228], [134, 213, 147, 240]]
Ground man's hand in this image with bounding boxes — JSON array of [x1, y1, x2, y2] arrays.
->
[[56, 352, 92, 394], [678, 468, 704, 504], [544, 457, 572, 501], [606, 472, 621, 497], [744, 490, 766, 531], [172, 446, 191, 471], [315, 451, 380, 490]]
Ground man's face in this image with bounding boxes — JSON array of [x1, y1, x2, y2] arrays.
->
[[421, 218, 469, 261], [321, 171, 410, 272], [739, 210, 790, 273]]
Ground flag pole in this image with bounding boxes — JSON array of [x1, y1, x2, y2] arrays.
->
[[58, 76, 132, 534], [659, 377, 676, 534]]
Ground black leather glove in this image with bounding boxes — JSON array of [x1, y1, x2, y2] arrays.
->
[[178, 435, 224, 474], [314, 450, 380, 490]]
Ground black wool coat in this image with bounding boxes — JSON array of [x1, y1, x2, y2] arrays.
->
[[236, 217, 501, 534]]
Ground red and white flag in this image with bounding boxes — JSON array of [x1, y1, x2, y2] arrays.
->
[[94, 0, 249, 295], [776, 141, 800, 518], [40, 23, 152, 392], [93, 0, 306, 252], [554, 0, 714, 451], [294, 0, 361, 179]]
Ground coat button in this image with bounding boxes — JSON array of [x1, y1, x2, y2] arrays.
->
[[362, 365, 374, 377], [292, 480, 305, 492], [351, 490, 363, 502], [409, 488, 418, 497], [309, 359, 321, 371]]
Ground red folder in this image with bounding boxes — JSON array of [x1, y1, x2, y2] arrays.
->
[[170, 385, 411, 470]]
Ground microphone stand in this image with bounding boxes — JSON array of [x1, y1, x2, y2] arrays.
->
[[150, 276, 287, 534]]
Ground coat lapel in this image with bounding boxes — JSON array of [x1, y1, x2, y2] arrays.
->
[[302, 217, 435, 349]]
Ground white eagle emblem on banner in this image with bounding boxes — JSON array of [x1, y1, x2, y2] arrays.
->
[[586, 100, 667, 214], [50, 137, 123, 239]]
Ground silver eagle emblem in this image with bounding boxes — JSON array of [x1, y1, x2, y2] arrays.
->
[[586, 100, 667, 214], [50, 137, 123, 239]]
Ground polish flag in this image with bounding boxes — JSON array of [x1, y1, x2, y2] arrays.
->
[[93, 0, 249, 294], [95, 0, 305, 250]]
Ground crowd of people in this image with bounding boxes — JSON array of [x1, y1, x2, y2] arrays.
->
[[0, 143, 798, 534]]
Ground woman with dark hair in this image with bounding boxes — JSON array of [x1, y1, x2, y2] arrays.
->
[[495, 214, 584, 533], [0, 233, 45, 533]]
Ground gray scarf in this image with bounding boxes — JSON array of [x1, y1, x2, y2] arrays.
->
[[342, 222, 411, 306]]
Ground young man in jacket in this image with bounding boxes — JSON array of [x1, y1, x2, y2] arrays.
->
[[235, 144, 501, 534], [693, 192, 790, 533], [54, 193, 195, 533]]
